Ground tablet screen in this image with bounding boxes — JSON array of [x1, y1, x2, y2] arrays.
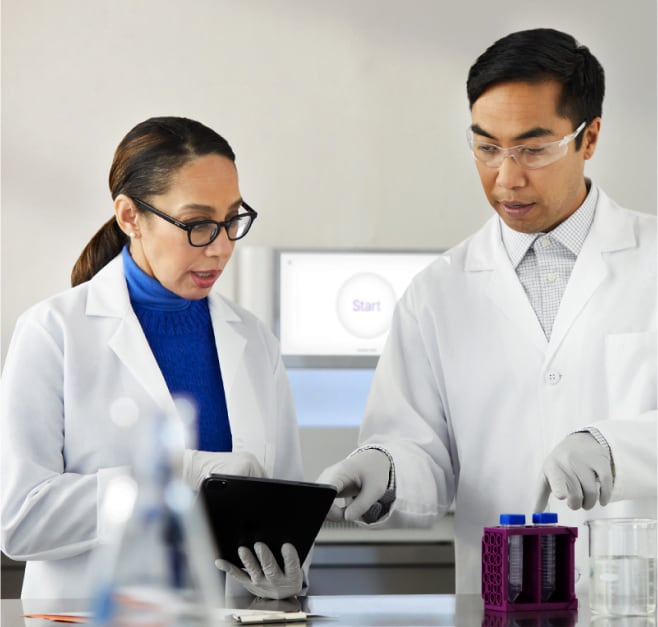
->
[[200, 474, 337, 570]]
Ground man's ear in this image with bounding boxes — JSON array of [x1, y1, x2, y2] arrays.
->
[[582, 118, 601, 161]]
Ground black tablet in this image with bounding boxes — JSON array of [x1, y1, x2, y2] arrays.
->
[[199, 474, 337, 570]]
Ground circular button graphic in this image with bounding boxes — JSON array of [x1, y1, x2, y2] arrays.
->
[[336, 272, 397, 339]]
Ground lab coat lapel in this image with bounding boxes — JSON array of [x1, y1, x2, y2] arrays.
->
[[467, 218, 547, 351], [207, 294, 267, 459], [547, 194, 636, 360], [86, 255, 175, 414], [208, 292, 246, 395], [107, 318, 175, 413]]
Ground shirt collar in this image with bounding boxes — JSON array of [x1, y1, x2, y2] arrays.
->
[[500, 180, 598, 268]]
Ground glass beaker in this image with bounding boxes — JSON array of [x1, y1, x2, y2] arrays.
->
[[586, 518, 657, 616]]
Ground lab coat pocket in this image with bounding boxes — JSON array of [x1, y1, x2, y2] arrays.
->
[[605, 332, 656, 420]]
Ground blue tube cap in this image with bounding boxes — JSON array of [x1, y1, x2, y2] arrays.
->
[[499, 514, 526, 525], [532, 512, 558, 524]]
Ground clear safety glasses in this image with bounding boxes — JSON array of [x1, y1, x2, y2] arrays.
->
[[467, 121, 587, 170], [133, 197, 257, 247]]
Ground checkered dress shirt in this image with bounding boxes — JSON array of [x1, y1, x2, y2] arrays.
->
[[500, 184, 598, 339], [499, 183, 614, 479]]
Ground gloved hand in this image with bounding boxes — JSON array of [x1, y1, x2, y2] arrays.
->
[[534, 432, 613, 512], [215, 542, 303, 600], [316, 449, 391, 522], [182, 450, 266, 492]]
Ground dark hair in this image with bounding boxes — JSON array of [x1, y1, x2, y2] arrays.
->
[[466, 28, 605, 149], [71, 117, 236, 286]]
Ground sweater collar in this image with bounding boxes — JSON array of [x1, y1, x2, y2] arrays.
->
[[122, 246, 192, 311]]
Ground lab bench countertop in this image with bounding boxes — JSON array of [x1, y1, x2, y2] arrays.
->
[[316, 513, 455, 544], [3, 593, 652, 626]]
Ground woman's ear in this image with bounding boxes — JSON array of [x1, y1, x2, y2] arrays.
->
[[114, 195, 141, 239]]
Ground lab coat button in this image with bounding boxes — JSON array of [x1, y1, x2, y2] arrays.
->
[[545, 370, 561, 385]]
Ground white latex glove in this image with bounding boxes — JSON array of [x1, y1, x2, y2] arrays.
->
[[182, 449, 266, 492], [534, 432, 613, 512], [215, 542, 303, 600], [316, 449, 391, 522]]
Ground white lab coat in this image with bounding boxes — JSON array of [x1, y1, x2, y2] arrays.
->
[[0, 253, 304, 598], [359, 185, 657, 593]]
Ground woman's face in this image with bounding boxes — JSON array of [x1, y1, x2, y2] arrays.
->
[[121, 154, 242, 300]]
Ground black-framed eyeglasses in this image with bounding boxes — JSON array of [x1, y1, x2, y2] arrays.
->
[[133, 197, 257, 247]]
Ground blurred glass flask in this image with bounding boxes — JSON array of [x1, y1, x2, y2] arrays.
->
[[90, 398, 223, 626]]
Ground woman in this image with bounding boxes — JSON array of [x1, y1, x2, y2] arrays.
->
[[1, 117, 305, 600]]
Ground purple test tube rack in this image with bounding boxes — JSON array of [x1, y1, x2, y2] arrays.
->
[[481, 524, 578, 612]]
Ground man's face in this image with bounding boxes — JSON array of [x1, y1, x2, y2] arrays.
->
[[470, 80, 599, 233]]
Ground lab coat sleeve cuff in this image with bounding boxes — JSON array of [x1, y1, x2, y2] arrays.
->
[[96, 466, 132, 542], [349, 446, 396, 522], [577, 427, 616, 483], [589, 410, 657, 500]]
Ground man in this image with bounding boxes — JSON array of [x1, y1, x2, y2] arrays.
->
[[318, 28, 657, 594]]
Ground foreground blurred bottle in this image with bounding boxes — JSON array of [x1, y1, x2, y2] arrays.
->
[[90, 398, 223, 626]]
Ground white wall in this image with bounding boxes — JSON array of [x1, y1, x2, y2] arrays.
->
[[2, 0, 656, 359]]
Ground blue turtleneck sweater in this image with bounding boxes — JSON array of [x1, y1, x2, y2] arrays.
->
[[122, 246, 231, 452]]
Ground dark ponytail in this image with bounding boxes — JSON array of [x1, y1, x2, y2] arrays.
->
[[71, 219, 129, 286]]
